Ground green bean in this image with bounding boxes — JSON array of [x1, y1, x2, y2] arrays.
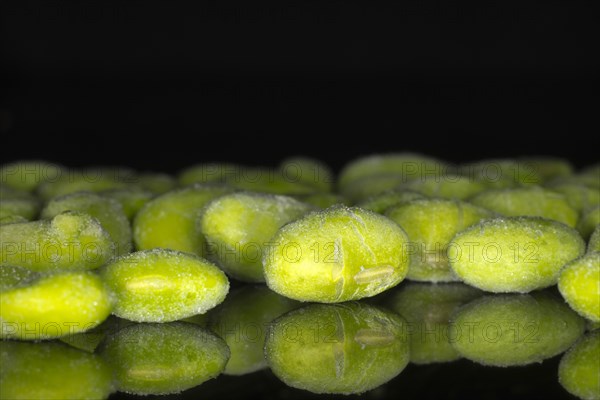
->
[[558, 331, 600, 400]]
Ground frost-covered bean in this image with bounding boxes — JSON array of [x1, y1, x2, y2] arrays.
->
[[99, 322, 230, 395], [398, 174, 487, 200], [544, 182, 600, 212], [559, 331, 600, 400], [41, 192, 132, 255], [589, 225, 600, 253], [357, 189, 425, 214], [178, 163, 239, 186], [469, 186, 579, 227], [578, 206, 600, 240], [0, 341, 114, 400], [133, 184, 234, 256], [264, 205, 410, 302], [0, 211, 116, 271], [264, 302, 410, 394], [137, 172, 176, 194], [200, 192, 313, 282], [450, 292, 585, 366], [1, 270, 113, 340], [459, 159, 541, 188], [337, 153, 446, 191], [518, 156, 573, 182], [100, 187, 155, 221], [278, 156, 334, 192], [37, 167, 136, 200], [558, 252, 600, 322], [448, 216, 585, 293], [100, 249, 229, 322], [0, 160, 64, 191], [386, 199, 493, 282]]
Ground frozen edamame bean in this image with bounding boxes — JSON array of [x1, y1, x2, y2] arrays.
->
[[278, 156, 334, 192], [460, 159, 541, 188], [338, 153, 446, 192], [36, 167, 135, 200], [469, 186, 579, 227], [386, 199, 493, 282], [0, 215, 29, 225], [137, 172, 176, 194], [0, 211, 116, 271], [225, 167, 317, 195], [264, 205, 410, 302], [133, 184, 234, 256], [519, 156, 574, 182], [398, 174, 487, 200], [207, 285, 300, 375], [99, 322, 230, 395], [357, 189, 425, 214], [448, 216, 586, 293], [0, 341, 114, 400], [178, 163, 240, 186], [558, 252, 600, 322], [200, 192, 314, 282], [589, 225, 600, 253], [100, 249, 229, 322], [387, 282, 482, 364], [0, 186, 40, 220], [0, 160, 64, 191], [41, 192, 132, 255], [559, 331, 600, 400], [449, 292, 585, 366], [264, 302, 409, 394], [296, 193, 348, 209], [1, 270, 113, 340], [578, 206, 600, 240], [340, 174, 410, 203], [100, 187, 155, 220], [544, 182, 600, 212]]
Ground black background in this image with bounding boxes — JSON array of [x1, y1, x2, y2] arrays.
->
[[1, 0, 598, 175]]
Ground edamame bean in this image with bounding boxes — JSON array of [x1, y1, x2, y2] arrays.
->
[[100, 249, 229, 322], [1, 270, 113, 340], [338, 153, 446, 191], [558, 252, 600, 322], [449, 292, 585, 366], [37, 167, 135, 200], [340, 174, 412, 203], [264, 302, 410, 394], [100, 187, 155, 220], [448, 216, 586, 293], [0, 160, 64, 191], [296, 192, 348, 209], [200, 192, 314, 282], [0, 186, 40, 220], [133, 183, 234, 256], [41, 192, 132, 255], [0, 215, 29, 225], [519, 156, 573, 182], [544, 182, 600, 212], [178, 163, 239, 186], [398, 174, 487, 200], [278, 156, 334, 192], [589, 225, 600, 253], [99, 322, 230, 395], [224, 167, 317, 195], [357, 189, 425, 214], [459, 159, 541, 188], [469, 186, 579, 227], [0, 211, 116, 271], [387, 282, 482, 364], [137, 172, 176, 194], [0, 341, 114, 400], [578, 206, 600, 240], [386, 199, 493, 282], [263, 205, 410, 302], [207, 285, 299, 375], [559, 331, 600, 400]]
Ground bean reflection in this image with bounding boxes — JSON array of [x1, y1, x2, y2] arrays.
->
[[387, 282, 482, 364], [450, 291, 585, 366], [207, 285, 300, 375], [264, 302, 409, 394], [98, 321, 229, 395], [559, 331, 600, 400], [0, 340, 113, 400]]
